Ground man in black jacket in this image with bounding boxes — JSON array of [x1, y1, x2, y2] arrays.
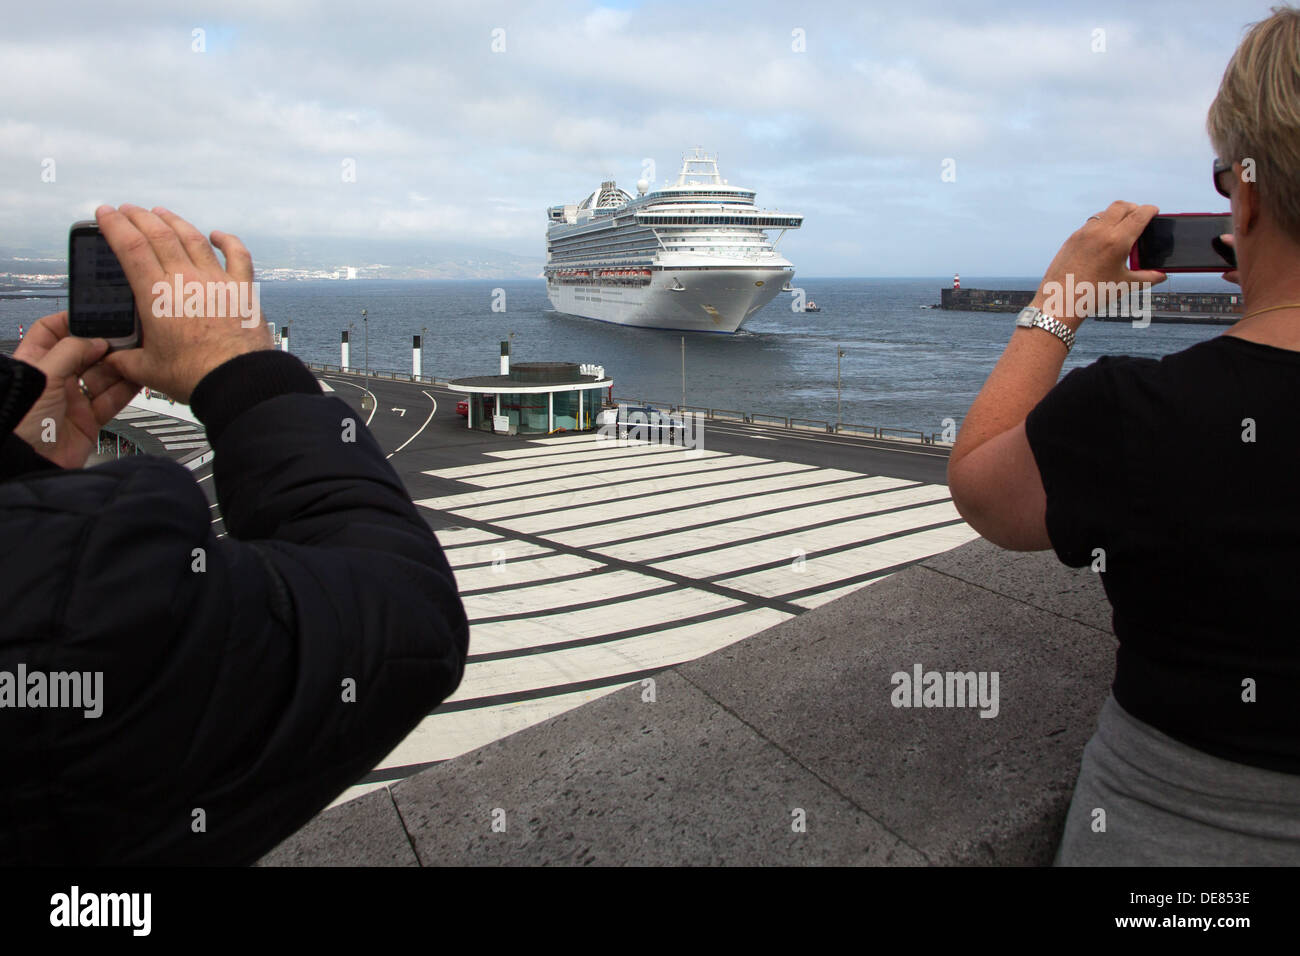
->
[[0, 204, 469, 864]]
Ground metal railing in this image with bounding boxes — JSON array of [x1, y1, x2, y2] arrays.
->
[[609, 395, 951, 448], [789, 417, 829, 432], [304, 362, 441, 386]]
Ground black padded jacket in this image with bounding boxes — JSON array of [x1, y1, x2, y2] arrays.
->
[[0, 349, 468, 864]]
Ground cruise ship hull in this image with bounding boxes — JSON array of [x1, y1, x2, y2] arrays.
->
[[546, 267, 794, 334]]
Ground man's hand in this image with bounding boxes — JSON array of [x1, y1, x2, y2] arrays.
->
[[1033, 200, 1169, 323], [12, 311, 140, 469], [98, 204, 273, 403]]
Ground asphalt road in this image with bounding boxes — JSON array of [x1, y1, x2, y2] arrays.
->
[[314, 369, 952, 507]]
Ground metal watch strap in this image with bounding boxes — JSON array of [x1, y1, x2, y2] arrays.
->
[[1018, 308, 1075, 352]]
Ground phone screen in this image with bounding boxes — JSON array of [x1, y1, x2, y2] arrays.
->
[[1134, 214, 1234, 271], [69, 226, 137, 339]]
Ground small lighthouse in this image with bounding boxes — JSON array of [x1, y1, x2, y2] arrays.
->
[[953, 273, 960, 290]]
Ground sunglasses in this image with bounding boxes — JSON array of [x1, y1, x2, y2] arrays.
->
[[1213, 158, 1234, 198]]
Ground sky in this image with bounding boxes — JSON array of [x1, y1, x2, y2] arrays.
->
[[0, 0, 1283, 276]]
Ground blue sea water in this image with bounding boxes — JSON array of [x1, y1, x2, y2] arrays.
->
[[1, 275, 1231, 434]]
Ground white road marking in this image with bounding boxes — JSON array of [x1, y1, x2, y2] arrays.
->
[[387, 391, 438, 459], [323, 377, 377, 427]]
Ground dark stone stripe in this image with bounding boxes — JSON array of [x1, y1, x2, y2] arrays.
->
[[467, 581, 681, 624], [431, 666, 669, 715], [775, 531, 969, 601], [451, 461, 814, 521], [575, 485, 941, 557], [472, 467, 867, 527], [701, 516, 968, 584], [356, 760, 445, 785], [466, 602, 756, 663]]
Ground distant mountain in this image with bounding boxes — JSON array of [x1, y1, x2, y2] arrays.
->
[[0, 237, 543, 280], [0, 255, 64, 277], [242, 235, 542, 279]]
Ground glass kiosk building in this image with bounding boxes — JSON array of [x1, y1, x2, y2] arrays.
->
[[452, 360, 613, 436]]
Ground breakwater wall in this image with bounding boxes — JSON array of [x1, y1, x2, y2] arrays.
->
[[939, 287, 1244, 325]]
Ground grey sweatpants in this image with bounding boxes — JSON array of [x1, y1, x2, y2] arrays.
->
[[1056, 694, 1300, 865]]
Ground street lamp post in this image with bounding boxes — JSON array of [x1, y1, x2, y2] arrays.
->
[[680, 336, 686, 412], [836, 345, 846, 432], [361, 308, 370, 403]]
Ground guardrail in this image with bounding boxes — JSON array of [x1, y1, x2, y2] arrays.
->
[[789, 417, 829, 432], [305, 362, 440, 386], [609, 396, 951, 449]]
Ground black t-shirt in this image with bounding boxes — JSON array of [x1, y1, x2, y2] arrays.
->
[[1026, 334, 1300, 775]]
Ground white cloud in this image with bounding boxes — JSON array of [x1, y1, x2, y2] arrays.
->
[[0, 0, 1280, 274]]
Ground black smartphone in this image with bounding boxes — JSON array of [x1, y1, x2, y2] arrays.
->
[[68, 220, 140, 349], [1128, 213, 1235, 273]]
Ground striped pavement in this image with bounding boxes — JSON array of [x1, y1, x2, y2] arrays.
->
[[111, 404, 210, 453], [332, 431, 978, 806]]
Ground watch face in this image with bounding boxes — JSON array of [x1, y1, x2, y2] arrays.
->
[[1015, 307, 1038, 326]]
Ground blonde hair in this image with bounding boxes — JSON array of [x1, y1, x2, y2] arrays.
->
[[1207, 5, 1300, 242]]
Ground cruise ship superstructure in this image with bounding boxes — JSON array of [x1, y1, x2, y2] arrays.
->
[[544, 148, 802, 333]]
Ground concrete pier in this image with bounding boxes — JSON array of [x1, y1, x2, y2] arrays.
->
[[246, 369, 1110, 865]]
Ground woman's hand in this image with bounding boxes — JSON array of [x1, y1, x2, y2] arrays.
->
[[1034, 200, 1169, 323], [1219, 233, 1240, 285], [12, 311, 140, 469]]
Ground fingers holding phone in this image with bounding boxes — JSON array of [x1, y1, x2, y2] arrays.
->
[[81, 205, 272, 403], [1034, 201, 1168, 320], [1218, 233, 1240, 284], [10, 310, 140, 469]]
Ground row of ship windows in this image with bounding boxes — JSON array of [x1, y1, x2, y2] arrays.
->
[[551, 228, 769, 252], [637, 216, 800, 227], [550, 238, 765, 261], [551, 238, 665, 256], [551, 224, 658, 243], [651, 191, 756, 201]]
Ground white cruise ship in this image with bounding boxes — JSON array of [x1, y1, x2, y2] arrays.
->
[[544, 148, 802, 333]]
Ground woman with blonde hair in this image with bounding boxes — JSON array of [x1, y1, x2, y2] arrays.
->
[[948, 6, 1300, 864]]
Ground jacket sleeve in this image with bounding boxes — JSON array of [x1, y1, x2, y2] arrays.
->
[[0, 354, 61, 481], [46, 351, 468, 865]]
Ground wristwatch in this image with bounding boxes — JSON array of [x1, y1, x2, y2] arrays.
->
[[1014, 306, 1075, 352]]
